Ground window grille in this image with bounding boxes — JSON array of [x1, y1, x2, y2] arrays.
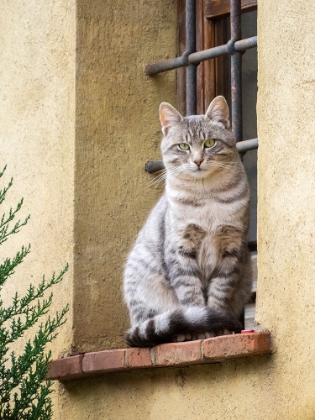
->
[[145, 0, 257, 170], [144, 0, 258, 328]]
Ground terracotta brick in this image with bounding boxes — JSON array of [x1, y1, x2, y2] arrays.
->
[[48, 332, 271, 381], [82, 349, 126, 373], [203, 332, 271, 360], [47, 355, 83, 381], [244, 332, 271, 353], [154, 340, 203, 366], [125, 347, 152, 369]]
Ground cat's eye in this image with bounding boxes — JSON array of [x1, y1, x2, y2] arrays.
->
[[179, 143, 190, 150], [204, 139, 215, 148]]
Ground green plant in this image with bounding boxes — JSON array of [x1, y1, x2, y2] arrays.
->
[[0, 166, 69, 420]]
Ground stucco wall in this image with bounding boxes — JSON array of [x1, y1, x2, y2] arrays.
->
[[0, 0, 177, 353], [0, 0, 75, 358], [2, 0, 315, 419], [256, 0, 315, 415], [73, 0, 177, 352]]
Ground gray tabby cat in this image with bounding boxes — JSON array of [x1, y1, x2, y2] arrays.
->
[[124, 96, 252, 347]]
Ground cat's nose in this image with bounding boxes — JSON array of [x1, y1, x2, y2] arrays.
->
[[193, 159, 204, 167]]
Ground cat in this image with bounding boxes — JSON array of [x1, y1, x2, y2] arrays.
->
[[124, 96, 252, 347]]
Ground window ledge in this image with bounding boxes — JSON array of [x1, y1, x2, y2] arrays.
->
[[47, 332, 271, 381]]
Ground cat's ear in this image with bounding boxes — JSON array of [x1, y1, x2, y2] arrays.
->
[[159, 103, 183, 135], [205, 96, 230, 129]]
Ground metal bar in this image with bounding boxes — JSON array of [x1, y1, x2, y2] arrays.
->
[[230, 0, 243, 143], [189, 36, 257, 63], [145, 36, 257, 76], [145, 138, 258, 174], [145, 160, 164, 174], [234, 35, 257, 52], [189, 43, 229, 64], [185, 0, 197, 115], [186, 65, 197, 115], [236, 137, 258, 152], [145, 56, 186, 75]]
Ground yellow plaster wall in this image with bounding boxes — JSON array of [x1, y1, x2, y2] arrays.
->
[[58, 0, 315, 419], [0, 0, 75, 357], [0, 0, 177, 354], [3, 0, 315, 419], [58, 359, 274, 420], [255, 0, 315, 415], [72, 0, 177, 351]]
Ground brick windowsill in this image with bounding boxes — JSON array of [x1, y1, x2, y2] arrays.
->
[[47, 332, 271, 381]]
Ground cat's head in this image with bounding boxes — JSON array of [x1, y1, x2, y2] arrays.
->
[[159, 96, 237, 179]]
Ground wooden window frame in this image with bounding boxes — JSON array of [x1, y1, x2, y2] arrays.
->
[[177, 0, 257, 115]]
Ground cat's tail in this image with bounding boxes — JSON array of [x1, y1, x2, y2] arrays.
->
[[126, 306, 242, 347]]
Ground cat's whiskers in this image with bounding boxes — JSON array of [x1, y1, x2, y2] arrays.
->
[[147, 163, 197, 188], [148, 162, 236, 188], [165, 163, 191, 178], [147, 169, 167, 187]]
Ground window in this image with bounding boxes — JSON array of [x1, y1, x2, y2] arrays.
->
[[48, 1, 272, 380], [145, 0, 258, 329]]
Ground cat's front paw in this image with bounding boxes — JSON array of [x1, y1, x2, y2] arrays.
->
[[209, 328, 233, 337], [172, 333, 192, 342], [172, 330, 231, 342], [199, 329, 232, 338]]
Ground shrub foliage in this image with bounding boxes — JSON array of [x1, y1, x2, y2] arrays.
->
[[0, 166, 69, 419]]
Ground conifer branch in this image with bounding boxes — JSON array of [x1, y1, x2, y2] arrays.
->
[[0, 167, 69, 419]]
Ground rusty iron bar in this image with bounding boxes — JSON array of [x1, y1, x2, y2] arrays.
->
[[145, 0, 253, 172], [145, 35, 257, 76], [234, 35, 257, 52], [145, 160, 164, 174], [145, 56, 186, 75], [188, 36, 256, 64], [236, 137, 258, 152], [185, 0, 197, 115], [230, 0, 243, 143], [145, 138, 258, 174], [146, 0, 197, 115]]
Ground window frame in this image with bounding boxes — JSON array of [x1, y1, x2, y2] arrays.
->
[[145, 0, 258, 176], [178, 0, 257, 116], [145, 0, 258, 328]]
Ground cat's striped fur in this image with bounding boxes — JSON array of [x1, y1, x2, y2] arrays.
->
[[124, 96, 252, 347]]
